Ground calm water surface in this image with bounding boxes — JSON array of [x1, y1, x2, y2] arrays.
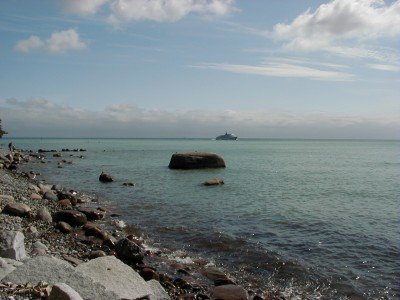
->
[[3, 138, 399, 299]]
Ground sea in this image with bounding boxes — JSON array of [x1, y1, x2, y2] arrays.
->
[[2, 138, 399, 299]]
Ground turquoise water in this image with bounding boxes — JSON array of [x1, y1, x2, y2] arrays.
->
[[3, 138, 399, 298]]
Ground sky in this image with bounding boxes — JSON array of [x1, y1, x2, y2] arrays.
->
[[0, 0, 399, 139]]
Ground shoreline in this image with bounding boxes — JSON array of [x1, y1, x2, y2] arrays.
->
[[0, 146, 276, 300]]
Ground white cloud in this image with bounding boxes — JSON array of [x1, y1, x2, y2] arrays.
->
[[1, 98, 398, 139], [14, 36, 44, 53], [60, 0, 236, 24], [271, 0, 400, 62], [193, 59, 355, 81], [60, 0, 110, 15], [367, 63, 400, 72], [14, 29, 87, 54]]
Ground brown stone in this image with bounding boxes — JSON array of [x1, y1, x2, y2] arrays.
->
[[53, 210, 87, 227], [30, 193, 42, 200], [57, 199, 72, 207], [139, 267, 160, 281], [56, 221, 73, 233], [89, 250, 107, 259], [212, 285, 248, 300], [78, 208, 105, 221], [203, 178, 224, 186], [2, 203, 31, 217]]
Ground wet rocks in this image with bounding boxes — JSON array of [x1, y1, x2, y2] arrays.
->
[[122, 182, 135, 186], [140, 267, 160, 281], [0, 231, 27, 261], [99, 172, 114, 183], [203, 178, 224, 186], [168, 152, 226, 169], [2, 203, 31, 217], [78, 208, 105, 221], [212, 284, 248, 300], [53, 210, 87, 227], [115, 238, 144, 265]]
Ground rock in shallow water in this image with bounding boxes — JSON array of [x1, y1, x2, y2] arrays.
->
[[115, 238, 144, 265], [168, 152, 226, 169], [99, 172, 114, 182], [203, 178, 224, 186], [212, 284, 248, 300]]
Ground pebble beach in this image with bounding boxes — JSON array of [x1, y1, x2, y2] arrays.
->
[[0, 145, 274, 300]]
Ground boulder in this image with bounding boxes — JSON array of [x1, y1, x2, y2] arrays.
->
[[2, 256, 119, 300], [76, 256, 153, 299], [36, 207, 53, 223], [148, 279, 171, 300], [2, 202, 31, 217], [56, 221, 73, 234], [203, 178, 224, 186], [99, 172, 114, 183], [49, 283, 83, 300], [212, 284, 248, 300], [115, 238, 144, 265], [53, 210, 87, 227], [168, 152, 226, 169], [0, 231, 27, 261]]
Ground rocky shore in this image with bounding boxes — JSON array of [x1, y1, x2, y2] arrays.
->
[[0, 146, 277, 300]]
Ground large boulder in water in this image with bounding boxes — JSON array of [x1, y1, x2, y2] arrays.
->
[[168, 152, 226, 169]]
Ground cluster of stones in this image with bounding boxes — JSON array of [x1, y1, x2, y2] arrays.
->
[[0, 148, 270, 299]]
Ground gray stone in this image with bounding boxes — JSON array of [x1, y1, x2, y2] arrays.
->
[[49, 283, 83, 300], [76, 256, 152, 299], [0, 194, 14, 206], [2, 202, 31, 217], [0, 257, 16, 280], [168, 152, 226, 169], [148, 279, 171, 300], [33, 241, 48, 250], [36, 207, 53, 223], [44, 191, 58, 201], [0, 230, 27, 261], [3, 256, 119, 300]]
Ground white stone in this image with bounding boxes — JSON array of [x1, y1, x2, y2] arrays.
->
[[49, 283, 83, 300], [148, 279, 171, 300], [0, 231, 27, 261], [76, 255, 153, 299]]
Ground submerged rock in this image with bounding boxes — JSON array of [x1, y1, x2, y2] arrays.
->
[[168, 152, 225, 169]]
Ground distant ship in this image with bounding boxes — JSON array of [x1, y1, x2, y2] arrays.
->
[[216, 131, 238, 140]]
